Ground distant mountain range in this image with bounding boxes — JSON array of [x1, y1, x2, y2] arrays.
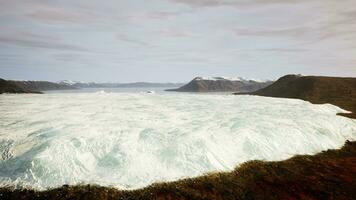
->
[[0, 78, 185, 94], [3, 76, 274, 94], [0, 79, 75, 94], [12, 80, 76, 91], [166, 77, 273, 92], [58, 80, 184, 88]]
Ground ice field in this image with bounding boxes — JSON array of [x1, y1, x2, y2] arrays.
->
[[0, 92, 355, 190]]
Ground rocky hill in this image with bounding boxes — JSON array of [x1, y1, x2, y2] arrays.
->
[[167, 77, 273, 92], [0, 79, 41, 94], [247, 74, 356, 118], [0, 79, 76, 94], [10, 80, 76, 91]]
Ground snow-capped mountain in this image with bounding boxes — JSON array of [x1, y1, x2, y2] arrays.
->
[[166, 76, 274, 92], [58, 80, 184, 88]]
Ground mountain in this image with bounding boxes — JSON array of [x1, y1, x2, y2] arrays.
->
[[0, 78, 41, 94], [1, 79, 184, 93], [0, 79, 76, 94], [10, 80, 76, 91], [59, 80, 184, 88], [166, 77, 273, 92], [247, 74, 356, 118]]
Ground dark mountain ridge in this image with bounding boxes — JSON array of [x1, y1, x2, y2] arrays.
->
[[1, 78, 184, 94], [11, 80, 76, 91], [0, 79, 41, 94], [0, 79, 76, 94], [244, 74, 356, 118], [59, 81, 184, 88], [167, 77, 273, 92]]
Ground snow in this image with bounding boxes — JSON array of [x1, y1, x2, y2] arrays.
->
[[0, 93, 355, 190]]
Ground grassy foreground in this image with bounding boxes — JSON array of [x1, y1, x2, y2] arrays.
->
[[1, 140, 355, 200]]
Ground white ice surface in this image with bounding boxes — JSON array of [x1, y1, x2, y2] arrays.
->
[[0, 93, 355, 190]]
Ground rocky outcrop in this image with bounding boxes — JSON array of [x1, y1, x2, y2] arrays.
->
[[246, 74, 356, 118], [0, 79, 41, 94], [1, 79, 77, 94], [10, 80, 76, 91], [167, 77, 273, 92]]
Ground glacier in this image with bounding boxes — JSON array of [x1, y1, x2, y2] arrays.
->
[[0, 92, 355, 190]]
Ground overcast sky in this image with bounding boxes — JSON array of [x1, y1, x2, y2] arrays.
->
[[0, 0, 355, 82]]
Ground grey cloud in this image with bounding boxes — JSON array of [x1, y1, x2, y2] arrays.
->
[[0, 0, 356, 81], [145, 10, 192, 19], [28, 11, 81, 23], [0, 32, 89, 52], [234, 27, 310, 38], [252, 48, 309, 52], [170, 0, 307, 8], [170, 0, 226, 7], [53, 53, 82, 62], [27, 6, 99, 24], [0, 54, 21, 58], [156, 29, 195, 38], [122, 10, 192, 24], [116, 33, 151, 46], [234, 20, 356, 44]]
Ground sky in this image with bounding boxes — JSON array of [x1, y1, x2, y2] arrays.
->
[[0, 0, 355, 82]]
